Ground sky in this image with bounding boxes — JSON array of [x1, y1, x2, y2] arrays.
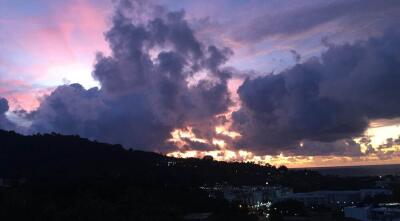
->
[[1, 0, 400, 168]]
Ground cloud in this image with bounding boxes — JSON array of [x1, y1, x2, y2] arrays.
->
[[233, 30, 400, 155], [232, 0, 400, 43], [26, 0, 232, 152], [0, 97, 15, 130], [0, 98, 9, 114], [0, 79, 52, 110], [0, 0, 111, 110], [179, 0, 400, 80], [292, 139, 363, 157]]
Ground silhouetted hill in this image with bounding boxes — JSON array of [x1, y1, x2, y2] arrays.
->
[[0, 130, 382, 220], [0, 130, 280, 187], [0, 130, 259, 220], [0, 130, 165, 183], [0, 129, 376, 190]]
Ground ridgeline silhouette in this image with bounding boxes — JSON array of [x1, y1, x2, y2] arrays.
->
[[0, 130, 377, 220], [0, 129, 374, 190]]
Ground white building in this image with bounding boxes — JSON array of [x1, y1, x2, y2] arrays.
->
[[283, 189, 391, 207], [202, 185, 293, 205]]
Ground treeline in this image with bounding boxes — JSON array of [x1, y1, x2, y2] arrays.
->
[[0, 130, 277, 186], [0, 130, 377, 190], [0, 130, 378, 220]]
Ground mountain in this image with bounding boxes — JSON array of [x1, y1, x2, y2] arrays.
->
[[0, 130, 264, 220], [0, 129, 283, 186], [0, 130, 383, 220], [0, 129, 376, 189]]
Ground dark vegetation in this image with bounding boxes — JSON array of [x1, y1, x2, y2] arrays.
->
[[0, 130, 386, 220], [269, 200, 307, 221]]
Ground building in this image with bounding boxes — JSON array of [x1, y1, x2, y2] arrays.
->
[[345, 203, 400, 221], [222, 186, 267, 205], [201, 185, 293, 205], [282, 189, 392, 207], [266, 186, 294, 202]]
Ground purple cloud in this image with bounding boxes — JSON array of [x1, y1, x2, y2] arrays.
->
[[26, 0, 232, 152], [233, 29, 400, 155]]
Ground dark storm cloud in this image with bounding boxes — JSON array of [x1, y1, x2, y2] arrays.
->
[[0, 97, 14, 130], [233, 30, 400, 155], [0, 98, 8, 114], [292, 140, 363, 157], [233, 0, 400, 43], [27, 0, 232, 151]]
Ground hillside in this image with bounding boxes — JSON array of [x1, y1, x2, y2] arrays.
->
[[0, 130, 382, 220], [0, 130, 375, 190], [0, 130, 280, 185]]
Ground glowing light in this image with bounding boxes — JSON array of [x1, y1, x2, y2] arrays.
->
[[212, 138, 226, 148], [215, 126, 241, 138], [148, 47, 163, 62], [167, 116, 400, 168], [238, 150, 251, 158], [187, 71, 211, 87], [167, 149, 295, 166], [168, 127, 208, 148], [364, 123, 400, 147], [355, 118, 400, 155], [47, 63, 99, 89]]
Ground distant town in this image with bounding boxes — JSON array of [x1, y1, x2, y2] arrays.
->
[[199, 176, 399, 220]]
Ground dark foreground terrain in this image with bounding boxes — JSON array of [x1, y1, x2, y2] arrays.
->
[[0, 130, 399, 220]]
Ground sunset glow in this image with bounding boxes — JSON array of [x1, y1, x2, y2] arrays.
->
[[1, 0, 400, 168]]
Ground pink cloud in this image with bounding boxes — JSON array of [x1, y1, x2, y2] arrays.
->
[[0, 79, 53, 111], [0, 0, 112, 111]]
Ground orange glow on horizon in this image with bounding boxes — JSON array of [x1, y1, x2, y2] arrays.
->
[[166, 119, 400, 168], [167, 148, 400, 168], [166, 116, 400, 168]]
